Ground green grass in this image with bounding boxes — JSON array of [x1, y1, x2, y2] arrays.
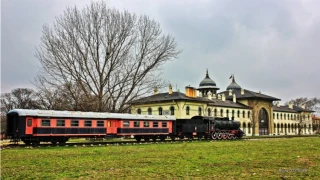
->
[[1, 137, 319, 179]]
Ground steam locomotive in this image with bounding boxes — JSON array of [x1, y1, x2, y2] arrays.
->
[[6, 109, 244, 145]]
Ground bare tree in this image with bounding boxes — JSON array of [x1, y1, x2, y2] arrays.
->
[[0, 88, 41, 133], [35, 1, 181, 112]]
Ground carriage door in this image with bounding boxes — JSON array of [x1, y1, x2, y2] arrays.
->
[[107, 120, 117, 134], [25, 117, 33, 134], [259, 108, 269, 135]]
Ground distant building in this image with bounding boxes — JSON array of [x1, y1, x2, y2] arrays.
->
[[129, 70, 314, 136]]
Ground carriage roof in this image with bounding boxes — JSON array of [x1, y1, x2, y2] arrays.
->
[[7, 109, 176, 121]]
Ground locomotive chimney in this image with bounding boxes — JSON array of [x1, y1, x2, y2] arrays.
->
[[233, 94, 236, 103]]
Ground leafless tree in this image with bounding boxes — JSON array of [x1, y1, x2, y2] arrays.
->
[[35, 1, 181, 112], [0, 88, 41, 133]]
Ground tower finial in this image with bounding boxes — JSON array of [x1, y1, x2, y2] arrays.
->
[[206, 69, 209, 78], [232, 74, 235, 82]]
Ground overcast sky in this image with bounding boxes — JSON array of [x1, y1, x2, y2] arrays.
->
[[1, 0, 320, 104]]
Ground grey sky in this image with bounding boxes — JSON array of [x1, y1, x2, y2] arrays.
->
[[1, 0, 320, 104]]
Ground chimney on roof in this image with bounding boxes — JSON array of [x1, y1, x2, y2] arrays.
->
[[222, 94, 226, 101], [218, 94, 221, 100], [212, 94, 216, 99], [241, 88, 244, 95], [233, 94, 236, 103], [185, 86, 196, 98], [154, 87, 158, 95], [229, 89, 232, 96], [289, 102, 293, 109], [276, 101, 280, 107], [301, 104, 305, 109], [169, 84, 173, 94]]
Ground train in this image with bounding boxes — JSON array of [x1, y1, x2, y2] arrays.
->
[[6, 109, 244, 145]]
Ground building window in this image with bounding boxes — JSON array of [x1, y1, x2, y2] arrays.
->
[[148, 108, 152, 115], [287, 114, 290, 120], [134, 121, 140, 127], [248, 111, 250, 118], [159, 107, 163, 115], [85, 120, 92, 127], [170, 106, 175, 115], [137, 109, 142, 114], [214, 108, 217, 117], [237, 110, 240, 118], [221, 109, 224, 117], [97, 121, 104, 127], [153, 122, 158, 127], [57, 120, 65, 127], [186, 106, 190, 115], [226, 109, 229, 117], [144, 121, 149, 127], [280, 114, 283, 120], [208, 108, 212, 116], [291, 114, 293, 120], [273, 113, 275, 119], [248, 123, 251, 133], [27, 119, 32, 127], [162, 122, 167, 128], [284, 114, 286, 120], [123, 121, 130, 127], [231, 110, 234, 119], [242, 111, 245, 118], [198, 107, 202, 115], [277, 113, 279, 120], [71, 120, 79, 127]]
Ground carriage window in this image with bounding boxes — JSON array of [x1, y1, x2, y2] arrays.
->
[[162, 122, 167, 128], [134, 121, 140, 127], [27, 119, 32, 127], [57, 120, 65, 127], [144, 121, 149, 127], [41, 119, 50, 127], [153, 122, 159, 127], [123, 121, 130, 127], [71, 120, 79, 127], [97, 121, 104, 127], [84, 120, 92, 127]]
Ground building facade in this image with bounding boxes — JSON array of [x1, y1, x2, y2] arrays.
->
[[129, 71, 314, 136]]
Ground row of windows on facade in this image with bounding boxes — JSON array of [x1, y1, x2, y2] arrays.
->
[[136, 107, 252, 118], [239, 122, 312, 134], [273, 113, 310, 121], [38, 119, 167, 128]]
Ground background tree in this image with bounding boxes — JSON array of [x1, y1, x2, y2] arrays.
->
[[35, 1, 181, 113], [0, 88, 41, 133]]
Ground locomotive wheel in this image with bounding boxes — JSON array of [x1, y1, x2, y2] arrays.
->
[[211, 133, 217, 140], [170, 136, 176, 141], [227, 134, 231, 140], [217, 133, 222, 140], [179, 136, 184, 140], [23, 140, 31, 145]]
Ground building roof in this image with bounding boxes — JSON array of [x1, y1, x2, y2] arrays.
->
[[197, 70, 219, 90], [226, 75, 241, 91], [273, 105, 315, 113], [129, 92, 248, 108], [219, 89, 281, 101]]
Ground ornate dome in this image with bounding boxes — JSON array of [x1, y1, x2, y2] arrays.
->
[[198, 70, 219, 90], [226, 75, 241, 90]]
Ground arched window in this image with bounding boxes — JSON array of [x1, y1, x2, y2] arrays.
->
[[208, 108, 212, 116], [199, 107, 202, 115], [226, 109, 229, 117], [248, 123, 251, 134], [287, 114, 289, 120], [277, 113, 279, 119], [308, 115, 310, 120], [288, 124, 291, 133], [186, 106, 190, 115], [280, 114, 283, 120], [137, 109, 142, 114], [170, 106, 175, 115], [273, 113, 275, 119], [220, 109, 223, 117], [148, 108, 152, 115], [291, 114, 293, 120], [237, 110, 240, 118], [231, 110, 235, 119], [242, 111, 245, 118], [214, 109, 217, 117], [158, 107, 163, 115], [248, 111, 250, 118], [242, 122, 246, 134], [294, 115, 296, 120], [284, 114, 286, 120]]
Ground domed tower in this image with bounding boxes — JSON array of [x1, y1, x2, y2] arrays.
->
[[226, 74, 241, 91], [197, 70, 219, 97]]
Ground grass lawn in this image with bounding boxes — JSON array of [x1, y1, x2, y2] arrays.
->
[[1, 137, 319, 179]]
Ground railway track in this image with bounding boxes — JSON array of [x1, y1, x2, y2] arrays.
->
[[1, 135, 318, 149]]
